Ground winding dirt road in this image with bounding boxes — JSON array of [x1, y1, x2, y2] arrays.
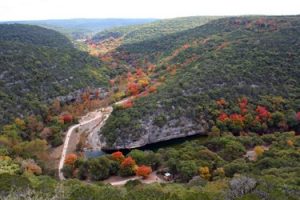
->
[[58, 98, 166, 185], [58, 106, 112, 180], [58, 98, 134, 180]]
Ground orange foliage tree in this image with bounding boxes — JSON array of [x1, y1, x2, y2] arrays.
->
[[216, 99, 227, 107], [64, 153, 78, 166], [135, 165, 152, 179], [121, 156, 136, 168], [218, 113, 229, 122], [111, 151, 125, 162], [148, 86, 157, 93], [127, 82, 140, 96]]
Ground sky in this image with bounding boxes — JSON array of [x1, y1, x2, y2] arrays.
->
[[0, 0, 300, 21]]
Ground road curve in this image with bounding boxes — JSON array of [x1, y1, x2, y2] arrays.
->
[[58, 107, 112, 180], [58, 97, 134, 180]]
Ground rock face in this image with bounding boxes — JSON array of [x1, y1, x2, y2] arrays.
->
[[100, 115, 208, 150], [55, 87, 109, 104]]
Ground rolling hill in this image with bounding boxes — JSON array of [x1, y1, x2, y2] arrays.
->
[[99, 16, 300, 149], [0, 24, 110, 125], [91, 16, 220, 45], [2, 19, 157, 39]]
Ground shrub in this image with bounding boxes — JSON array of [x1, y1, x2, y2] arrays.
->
[[64, 154, 78, 166], [254, 146, 265, 157], [62, 164, 73, 178], [88, 157, 111, 181], [111, 151, 125, 162], [120, 157, 137, 177], [199, 166, 211, 180], [177, 161, 198, 182], [135, 165, 152, 179], [227, 176, 257, 199], [224, 159, 250, 177]]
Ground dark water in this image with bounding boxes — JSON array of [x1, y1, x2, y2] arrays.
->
[[84, 150, 107, 158], [84, 134, 207, 158]]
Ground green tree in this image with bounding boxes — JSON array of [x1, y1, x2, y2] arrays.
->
[[88, 157, 111, 181]]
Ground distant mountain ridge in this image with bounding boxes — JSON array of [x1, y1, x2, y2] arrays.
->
[[1, 18, 157, 39], [92, 16, 221, 45]]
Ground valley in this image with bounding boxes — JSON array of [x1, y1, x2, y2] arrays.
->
[[0, 15, 299, 200]]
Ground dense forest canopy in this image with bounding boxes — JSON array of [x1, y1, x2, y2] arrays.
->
[[0, 24, 110, 125], [0, 15, 300, 200], [99, 16, 300, 148], [92, 16, 221, 44]]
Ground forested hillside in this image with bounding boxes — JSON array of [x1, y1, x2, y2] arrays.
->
[[100, 16, 300, 149], [0, 24, 110, 125], [2, 19, 157, 39], [92, 16, 220, 44], [88, 16, 220, 74]]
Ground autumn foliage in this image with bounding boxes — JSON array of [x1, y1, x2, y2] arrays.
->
[[230, 114, 245, 123], [296, 112, 300, 121], [135, 165, 152, 179], [61, 114, 73, 123], [256, 106, 271, 120], [64, 153, 78, 165], [121, 156, 136, 168], [218, 113, 229, 122], [135, 68, 144, 77], [148, 86, 157, 93], [239, 97, 248, 113], [127, 82, 140, 96], [254, 146, 265, 157], [216, 99, 227, 107], [112, 151, 125, 162], [199, 166, 211, 180], [122, 100, 133, 109]]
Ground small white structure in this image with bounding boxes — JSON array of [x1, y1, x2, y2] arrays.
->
[[163, 172, 172, 181]]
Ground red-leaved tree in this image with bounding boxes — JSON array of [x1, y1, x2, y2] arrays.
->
[[61, 114, 73, 123], [121, 156, 136, 168], [112, 151, 125, 162], [218, 113, 229, 121], [296, 112, 300, 121], [135, 165, 152, 179], [127, 82, 140, 96], [256, 106, 271, 120]]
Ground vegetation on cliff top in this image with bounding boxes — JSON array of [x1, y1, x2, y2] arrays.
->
[[100, 16, 300, 147]]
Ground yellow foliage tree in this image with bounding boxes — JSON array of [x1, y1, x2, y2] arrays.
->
[[287, 140, 294, 147], [215, 167, 225, 177], [14, 118, 26, 130], [254, 146, 265, 157], [138, 78, 149, 88], [199, 166, 211, 180]]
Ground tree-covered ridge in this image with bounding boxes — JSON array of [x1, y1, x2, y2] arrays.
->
[[91, 16, 220, 44], [0, 24, 110, 125], [100, 16, 300, 148], [0, 24, 73, 48], [2, 18, 157, 39]]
